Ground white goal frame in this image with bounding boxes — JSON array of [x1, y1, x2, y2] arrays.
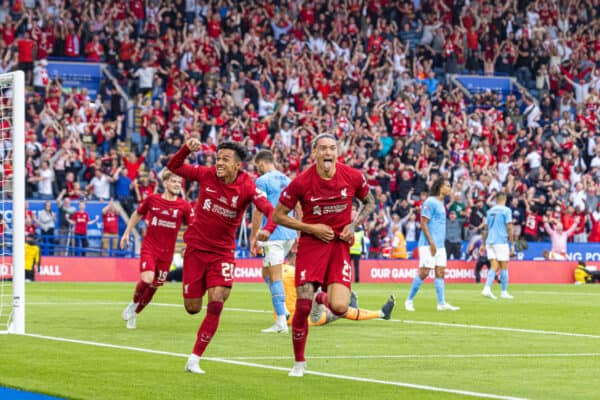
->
[[0, 70, 25, 334]]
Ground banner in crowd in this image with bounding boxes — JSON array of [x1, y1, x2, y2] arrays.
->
[[47, 61, 102, 99], [455, 75, 515, 101], [0, 257, 580, 284]]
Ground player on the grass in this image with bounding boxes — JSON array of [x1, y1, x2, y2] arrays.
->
[[405, 177, 460, 312], [167, 138, 277, 375], [481, 192, 514, 300], [250, 149, 297, 334], [272, 133, 376, 377], [278, 263, 395, 325], [120, 170, 192, 329]]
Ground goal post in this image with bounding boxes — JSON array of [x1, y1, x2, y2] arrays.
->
[[0, 70, 25, 334]]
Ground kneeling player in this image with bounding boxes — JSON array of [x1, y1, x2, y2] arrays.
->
[[281, 264, 395, 326]]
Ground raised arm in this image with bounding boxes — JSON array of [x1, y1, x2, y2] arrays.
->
[[166, 138, 203, 182]]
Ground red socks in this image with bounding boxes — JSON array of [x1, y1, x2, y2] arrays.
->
[[192, 301, 224, 357], [315, 291, 328, 305], [292, 298, 312, 362], [133, 281, 157, 314], [132, 281, 149, 303]]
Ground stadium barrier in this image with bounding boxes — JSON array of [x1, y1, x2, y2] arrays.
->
[[0, 257, 581, 284]]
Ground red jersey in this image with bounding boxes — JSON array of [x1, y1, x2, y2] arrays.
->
[[524, 212, 542, 237], [137, 194, 192, 259], [72, 211, 90, 235], [279, 163, 369, 242], [167, 146, 275, 255], [103, 212, 119, 234]]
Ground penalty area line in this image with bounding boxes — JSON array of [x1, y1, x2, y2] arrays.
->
[[21, 332, 527, 400]]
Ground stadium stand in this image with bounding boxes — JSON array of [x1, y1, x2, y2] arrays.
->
[[3, 0, 600, 259]]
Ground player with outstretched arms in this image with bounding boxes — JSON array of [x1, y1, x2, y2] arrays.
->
[[120, 170, 193, 329], [167, 138, 277, 374], [271, 133, 379, 377]]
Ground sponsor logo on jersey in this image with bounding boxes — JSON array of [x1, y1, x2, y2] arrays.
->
[[219, 196, 228, 204], [313, 205, 322, 215]]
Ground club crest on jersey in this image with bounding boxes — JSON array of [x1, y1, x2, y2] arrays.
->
[[173, 209, 178, 218], [341, 188, 348, 198], [231, 195, 238, 208], [300, 270, 306, 281], [313, 205, 322, 216]]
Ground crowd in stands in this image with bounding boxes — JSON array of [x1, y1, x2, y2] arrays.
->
[[3, 0, 600, 258]]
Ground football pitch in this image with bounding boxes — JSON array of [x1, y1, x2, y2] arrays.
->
[[1, 282, 599, 400]]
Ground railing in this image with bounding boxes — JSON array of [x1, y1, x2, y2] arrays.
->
[[2, 234, 136, 258]]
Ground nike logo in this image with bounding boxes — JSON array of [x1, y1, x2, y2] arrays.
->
[[206, 187, 217, 193], [310, 196, 322, 201], [151, 207, 160, 211]]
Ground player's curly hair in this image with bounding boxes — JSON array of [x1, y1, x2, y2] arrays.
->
[[217, 141, 249, 162], [429, 177, 448, 197]]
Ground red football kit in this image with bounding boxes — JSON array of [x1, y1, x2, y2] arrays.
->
[[279, 163, 370, 288], [167, 145, 275, 298], [136, 194, 192, 286]]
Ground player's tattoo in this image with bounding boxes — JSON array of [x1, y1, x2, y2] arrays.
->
[[350, 191, 375, 232], [296, 282, 315, 299]]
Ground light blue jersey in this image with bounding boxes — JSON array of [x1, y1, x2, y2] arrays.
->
[[485, 205, 512, 245], [418, 196, 446, 248], [256, 170, 297, 240]]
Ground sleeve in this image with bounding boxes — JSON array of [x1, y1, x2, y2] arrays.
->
[[255, 176, 268, 197], [354, 170, 370, 200], [421, 199, 433, 220], [278, 177, 300, 210], [166, 145, 203, 182], [250, 181, 277, 233], [505, 208, 513, 224], [136, 196, 150, 216]]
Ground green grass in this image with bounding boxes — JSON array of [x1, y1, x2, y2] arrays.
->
[[1, 282, 600, 399]]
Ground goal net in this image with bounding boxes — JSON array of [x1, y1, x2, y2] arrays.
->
[[0, 71, 25, 334]]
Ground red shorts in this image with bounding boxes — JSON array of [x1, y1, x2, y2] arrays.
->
[[139, 251, 172, 287], [295, 238, 352, 289], [182, 248, 235, 299]]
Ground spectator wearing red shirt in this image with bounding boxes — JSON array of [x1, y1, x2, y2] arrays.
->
[[64, 22, 81, 58], [67, 201, 99, 256], [16, 30, 34, 83], [102, 201, 120, 255], [84, 34, 104, 62]]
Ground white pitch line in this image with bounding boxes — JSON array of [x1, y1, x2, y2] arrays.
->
[[397, 320, 600, 339], [26, 301, 600, 339], [21, 332, 528, 400], [224, 353, 600, 361]]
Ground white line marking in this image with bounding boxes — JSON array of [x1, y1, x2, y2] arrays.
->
[[21, 333, 528, 400], [397, 320, 600, 339], [223, 353, 600, 361], [27, 302, 600, 339]]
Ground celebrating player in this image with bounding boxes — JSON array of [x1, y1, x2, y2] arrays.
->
[[250, 149, 297, 334], [404, 177, 460, 312], [167, 138, 277, 374], [481, 192, 514, 300], [271, 133, 376, 377], [120, 170, 193, 329]]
